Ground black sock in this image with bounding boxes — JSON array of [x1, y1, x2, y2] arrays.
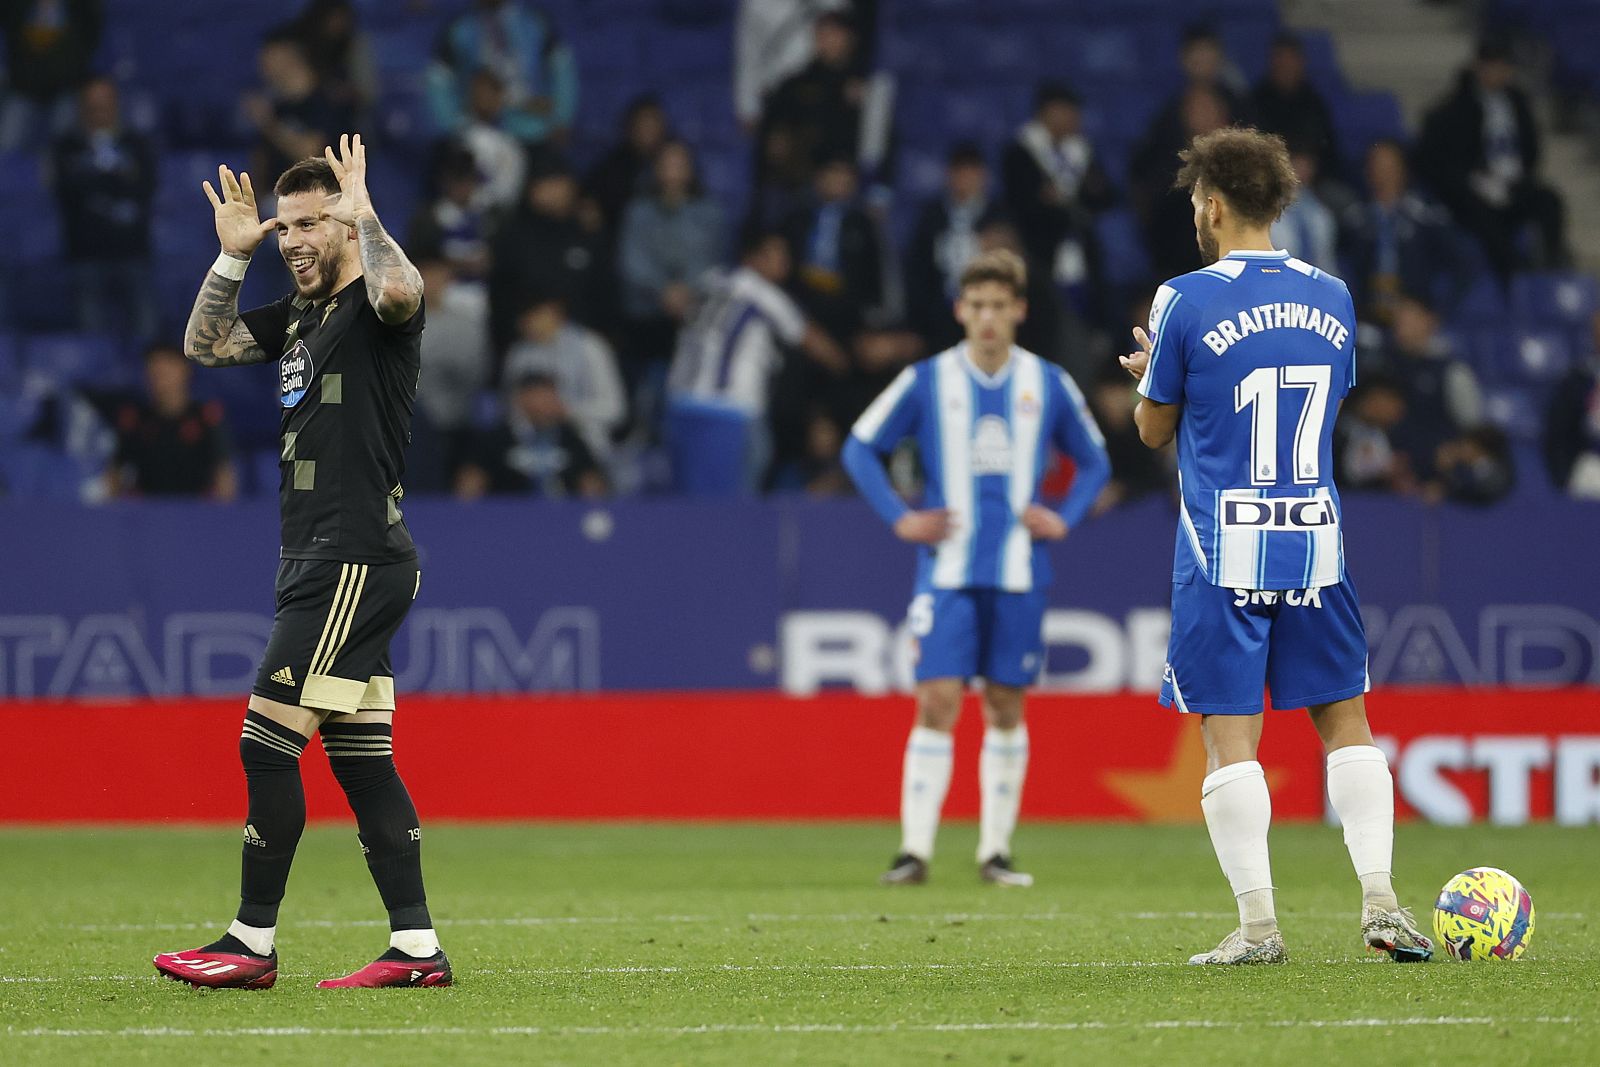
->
[[322, 720, 432, 931], [233, 712, 308, 931]]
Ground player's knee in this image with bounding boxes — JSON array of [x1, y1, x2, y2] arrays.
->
[[329, 753, 399, 797], [916, 689, 962, 731], [239, 711, 309, 775], [321, 722, 398, 796], [982, 687, 1025, 729]]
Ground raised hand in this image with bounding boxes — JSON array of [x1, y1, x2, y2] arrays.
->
[[202, 165, 276, 258], [1119, 326, 1154, 382], [323, 132, 374, 226]]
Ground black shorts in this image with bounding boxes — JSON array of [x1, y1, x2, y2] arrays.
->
[[252, 558, 420, 714]]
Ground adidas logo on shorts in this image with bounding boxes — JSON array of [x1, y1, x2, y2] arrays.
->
[[270, 666, 297, 687]]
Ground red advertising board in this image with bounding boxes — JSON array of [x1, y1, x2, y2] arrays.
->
[[1, 689, 1595, 824]]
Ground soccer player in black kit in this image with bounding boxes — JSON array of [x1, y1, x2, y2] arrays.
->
[[153, 135, 449, 989]]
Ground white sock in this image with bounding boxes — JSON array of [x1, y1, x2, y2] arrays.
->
[[227, 919, 274, 957], [1326, 744, 1399, 910], [390, 928, 441, 958], [900, 726, 954, 860], [1201, 760, 1277, 942], [977, 725, 1029, 862]]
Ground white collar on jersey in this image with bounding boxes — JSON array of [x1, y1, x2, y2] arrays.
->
[[957, 343, 1017, 388], [1223, 249, 1291, 259]]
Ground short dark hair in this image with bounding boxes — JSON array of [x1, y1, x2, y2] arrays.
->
[[274, 156, 340, 199], [1173, 127, 1298, 226], [1034, 81, 1079, 112], [947, 142, 985, 169], [1477, 36, 1513, 63], [1181, 24, 1220, 47], [740, 227, 787, 259], [143, 342, 185, 364], [815, 10, 855, 33], [518, 291, 567, 316], [958, 248, 1027, 298], [1270, 30, 1304, 54]]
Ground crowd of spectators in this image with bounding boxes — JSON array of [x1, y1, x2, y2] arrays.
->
[[2, 0, 1596, 509]]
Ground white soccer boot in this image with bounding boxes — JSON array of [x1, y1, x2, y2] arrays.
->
[[1360, 903, 1433, 962], [1187, 928, 1288, 965]]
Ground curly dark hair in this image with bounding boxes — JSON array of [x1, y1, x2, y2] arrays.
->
[[1173, 127, 1298, 226]]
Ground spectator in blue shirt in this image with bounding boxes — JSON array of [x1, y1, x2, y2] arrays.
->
[[426, 0, 576, 148]]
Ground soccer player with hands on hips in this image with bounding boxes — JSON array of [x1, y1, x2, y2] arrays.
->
[[844, 250, 1111, 888], [1121, 127, 1431, 965], [153, 134, 452, 989]]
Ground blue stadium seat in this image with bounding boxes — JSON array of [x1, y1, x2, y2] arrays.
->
[[22, 333, 128, 389], [897, 146, 949, 203], [1333, 91, 1407, 161], [644, 27, 732, 80], [0, 333, 17, 388], [1510, 272, 1599, 329], [9, 265, 76, 332], [1096, 208, 1152, 289], [942, 86, 1030, 145], [1482, 385, 1547, 442], [1449, 272, 1508, 327], [1507, 329, 1575, 384], [0, 443, 93, 501]]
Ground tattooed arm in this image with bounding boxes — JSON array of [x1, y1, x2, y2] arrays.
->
[[325, 134, 423, 325], [355, 212, 424, 325], [188, 164, 277, 367], [184, 264, 271, 367]]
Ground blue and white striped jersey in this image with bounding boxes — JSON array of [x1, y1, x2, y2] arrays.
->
[[849, 344, 1109, 593], [1139, 249, 1358, 590], [667, 266, 806, 416]]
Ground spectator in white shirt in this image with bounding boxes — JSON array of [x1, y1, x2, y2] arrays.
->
[[666, 230, 845, 493]]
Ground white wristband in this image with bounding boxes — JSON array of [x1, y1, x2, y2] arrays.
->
[[211, 252, 249, 282]]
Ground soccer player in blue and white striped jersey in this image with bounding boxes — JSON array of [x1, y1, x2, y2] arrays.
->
[[844, 249, 1110, 887], [1121, 128, 1431, 965]]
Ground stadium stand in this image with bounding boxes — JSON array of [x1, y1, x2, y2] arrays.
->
[[0, 0, 1594, 504]]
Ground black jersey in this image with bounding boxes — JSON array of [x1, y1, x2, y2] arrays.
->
[[241, 278, 424, 564]]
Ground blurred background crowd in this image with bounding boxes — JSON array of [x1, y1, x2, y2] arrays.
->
[[2, 0, 1599, 510]]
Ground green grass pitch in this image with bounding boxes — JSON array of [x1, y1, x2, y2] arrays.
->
[[1, 822, 1595, 1065]]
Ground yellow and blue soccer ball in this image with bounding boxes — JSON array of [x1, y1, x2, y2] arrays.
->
[[1433, 867, 1536, 961]]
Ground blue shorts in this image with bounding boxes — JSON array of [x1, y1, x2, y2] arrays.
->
[[1159, 573, 1369, 715], [910, 587, 1046, 688]]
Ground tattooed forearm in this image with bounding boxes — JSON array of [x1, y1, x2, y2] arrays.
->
[[356, 215, 423, 324], [184, 270, 269, 367]]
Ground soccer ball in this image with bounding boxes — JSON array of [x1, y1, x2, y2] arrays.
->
[[1433, 867, 1536, 961]]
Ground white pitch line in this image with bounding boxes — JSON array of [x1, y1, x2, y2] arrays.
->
[[0, 956, 1431, 984], [2, 1017, 1587, 1040], [36, 910, 1589, 934], [38, 911, 1240, 933]]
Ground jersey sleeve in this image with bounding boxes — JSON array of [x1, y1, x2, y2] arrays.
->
[[849, 365, 920, 453], [1136, 282, 1194, 405], [377, 293, 426, 338], [1048, 367, 1112, 529], [753, 280, 806, 346], [238, 294, 294, 354]]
